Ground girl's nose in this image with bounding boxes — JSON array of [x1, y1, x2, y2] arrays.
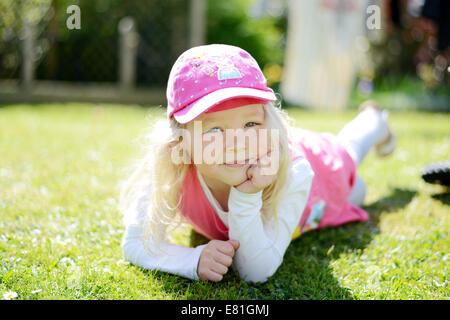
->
[[225, 130, 250, 152], [223, 132, 244, 161]]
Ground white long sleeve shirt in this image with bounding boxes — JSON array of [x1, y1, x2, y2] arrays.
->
[[121, 156, 314, 283]]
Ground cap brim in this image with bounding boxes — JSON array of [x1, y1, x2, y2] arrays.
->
[[173, 87, 277, 124]]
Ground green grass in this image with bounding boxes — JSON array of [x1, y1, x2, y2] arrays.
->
[[0, 102, 449, 300]]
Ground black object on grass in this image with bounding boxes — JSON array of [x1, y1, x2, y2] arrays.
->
[[421, 161, 450, 186]]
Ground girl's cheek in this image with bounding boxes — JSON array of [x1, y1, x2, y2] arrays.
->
[[197, 128, 275, 163], [256, 128, 273, 158], [202, 139, 224, 164]]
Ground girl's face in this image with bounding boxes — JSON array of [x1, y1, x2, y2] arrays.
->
[[184, 104, 272, 189]]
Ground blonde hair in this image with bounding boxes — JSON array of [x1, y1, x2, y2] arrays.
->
[[118, 100, 295, 253]]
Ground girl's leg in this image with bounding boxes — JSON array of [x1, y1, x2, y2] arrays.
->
[[337, 105, 391, 206], [337, 107, 390, 167]]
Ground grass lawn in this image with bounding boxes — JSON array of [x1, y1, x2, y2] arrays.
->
[[0, 102, 448, 300]]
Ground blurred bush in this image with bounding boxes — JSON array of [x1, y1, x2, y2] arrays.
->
[[357, 0, 449, 98], [0, 0, 188, 86], [206, 0, 286, 87], [1, 0, 285, 87], [1, 0, 447, 111]]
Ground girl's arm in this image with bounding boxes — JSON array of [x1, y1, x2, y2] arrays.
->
[[121, 183, 207, 280], [227, 157, 314, 283], [122, 225, 207, 280]]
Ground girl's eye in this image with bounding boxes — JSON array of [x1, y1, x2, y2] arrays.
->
[[206, 127, 221, 133], [245, 122, 258, 128], [205, 122, 259, 133]]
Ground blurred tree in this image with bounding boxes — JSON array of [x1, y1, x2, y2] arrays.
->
[[364, 0, 449, 90], [0, 0, 189, 85], [35, 0, 188, 85], [1, 0, 286, 86], [206, 0, 286, 83]]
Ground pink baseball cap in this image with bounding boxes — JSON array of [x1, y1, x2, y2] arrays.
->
[[166, 44, 277, 124]]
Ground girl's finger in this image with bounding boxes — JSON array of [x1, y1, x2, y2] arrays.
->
[[211, 261, 228, 275], [216, 241, 235, 256], [206, 270, 223, 282], [228, 240, 240, 251], [214, 251, 233, 267], [234, 179, 259, 194], [246, 164, 256, 180]]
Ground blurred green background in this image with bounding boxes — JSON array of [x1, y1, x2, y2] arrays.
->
[[0, 0, 449, 300], [0, 0, 449, 110]]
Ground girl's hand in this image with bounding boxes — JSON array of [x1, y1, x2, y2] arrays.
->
[[197, 240, 240, 282], [234, 150, 279, 194]]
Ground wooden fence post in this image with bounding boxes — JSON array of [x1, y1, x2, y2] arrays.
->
[[21, 20, 35, 92], [119, 17, 139, 91], [189, 0, 206, 47]]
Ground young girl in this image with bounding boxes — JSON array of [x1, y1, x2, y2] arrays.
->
[[119, 44, 396, 283]]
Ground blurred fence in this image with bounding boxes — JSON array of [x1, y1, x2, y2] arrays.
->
[[0, 0, 448, 109], [0, 0, 205, 104]]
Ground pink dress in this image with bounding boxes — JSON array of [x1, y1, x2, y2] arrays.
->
[[178, 127, 369, 241]]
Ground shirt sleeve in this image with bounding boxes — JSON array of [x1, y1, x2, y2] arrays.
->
[[121, 181, 207, 281], [227, 156, 314, 283]]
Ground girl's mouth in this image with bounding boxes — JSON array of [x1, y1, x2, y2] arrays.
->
[[223, 158, 254, 167]]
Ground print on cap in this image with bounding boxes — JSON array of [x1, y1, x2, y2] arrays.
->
[[218, 67, 242, 81]]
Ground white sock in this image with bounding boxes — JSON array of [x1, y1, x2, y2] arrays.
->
[[337, 108, 390, 166]]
